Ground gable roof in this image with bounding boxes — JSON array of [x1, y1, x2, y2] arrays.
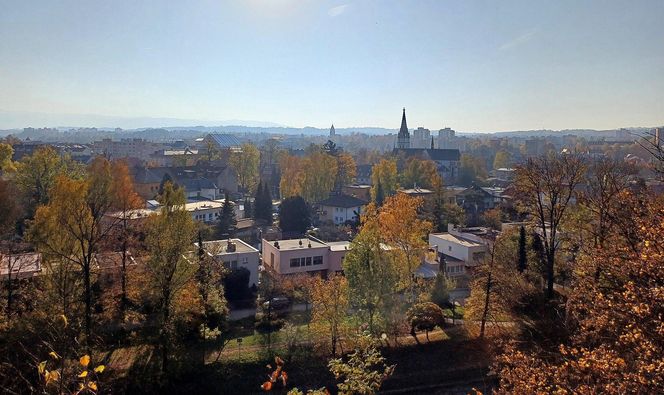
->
[[207, 134, 241, 149], [318, 194, 369, 208], [394, 148, 461, 161]]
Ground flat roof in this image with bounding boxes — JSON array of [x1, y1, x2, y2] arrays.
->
[[326, 241, 351, 251], [430, 233, 483, 248], [268, 238, 328, 251], [202, 238, 258, 254]]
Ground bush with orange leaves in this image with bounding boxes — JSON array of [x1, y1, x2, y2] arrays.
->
[[495, 196, 664, 394]]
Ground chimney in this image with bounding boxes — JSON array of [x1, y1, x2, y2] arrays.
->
[[226, 239, 236, 253]]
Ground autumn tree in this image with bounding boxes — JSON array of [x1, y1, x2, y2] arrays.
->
[[343, 204, 402, 335], [109, 160, 143, 316], [378, 194, 432, 301], [334, 152, 357, 191], [278, 153, 304, 199], [407, 302, 445, 343], [15, 146, 83, 219], [144, 182, 197, 372], [517, 225, 527, 273], [300, 151, 338, 203], [496, 197, 664, 394], [229, 143, 260, 194], [29, 157, 116, 350], [458, 153, 488, 186], [514, 153, 585, 299], [0, 142, 16, 173], [493, 150, 512, 170], [399, 158, 439, 189], [370, 159, 398, 201], [310, 274, 349, 356]]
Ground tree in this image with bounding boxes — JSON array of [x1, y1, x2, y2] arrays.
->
[[399, 158, 439, 189], [481, 208, 503, 231], [278, 196, 310, 235], [517, 225, 527, 273], [493, 150, 512, 170], [260, 182, 273, 223], [223, 267, 250, 302], [29, 157, 115, 350], [278, 153, 305, 199], [370, 159, 397, 201], [109, 160, 143, 315], [243, 197, 252, 219], [217, 191, 237, 238], [378, 194, 432, 301], [0, 142, 15, 173], [158, 173, 173, 196], [343, 204, 402, 335], [310, 274, 349, 356], [327, 336, 395, 395], [334, 153, 357, 191], [429, 273, 453, 308], [0, 179, 19, 238], [144, 182, 197, 372], [496, 197, 664, 394], [14, 146, 83, 219], [229, 143, 260, 194], [458, 153, 488, 186], [407, 302, 445, 343], [514, 153, 585, 299], [301, 151, 338, 203], [374, 181, 385, 206]]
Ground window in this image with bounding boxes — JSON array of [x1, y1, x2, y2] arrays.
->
[[448, 246, 452, 252], [313, 256, 323, 265], [242, 257, 248, 265], [231, 260, 238, 270], [472, 252, 485, 262], [270, 253, 274, 266], [290, 258, 300, 268], [305, 257, 312, 266]]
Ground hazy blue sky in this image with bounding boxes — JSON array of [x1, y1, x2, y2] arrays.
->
[[1, 0, 663, 131]]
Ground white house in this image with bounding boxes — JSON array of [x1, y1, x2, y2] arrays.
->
[[318, 194, 368, 225], [428, 225, 490, 278], [200, 239, 260, 288]]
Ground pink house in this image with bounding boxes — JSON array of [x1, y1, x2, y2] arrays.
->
[[261, 238, 351, 277]]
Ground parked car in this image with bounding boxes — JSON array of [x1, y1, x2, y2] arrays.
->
[[262, 296, 290, 311]]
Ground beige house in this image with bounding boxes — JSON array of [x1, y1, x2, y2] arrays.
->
[[200, 239, 260, 288], [318, 194, 368, 225], [428, 225, 490, 278], [261, 238, 350, 277]]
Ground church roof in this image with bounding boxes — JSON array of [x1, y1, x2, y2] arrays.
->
[[398, 108, 409, 138], [393, 148, 461, 161]]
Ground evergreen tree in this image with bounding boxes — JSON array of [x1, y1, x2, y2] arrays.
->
[[254, 181, 264, 220], [244, 197, 252, 218], [279, 196, 310, 235], [518, 225, 528, 273], [217, 191, 237, 238], [158, 173, 173, 196], [262, 182, 273, 223], [374, 181, 385, 206]]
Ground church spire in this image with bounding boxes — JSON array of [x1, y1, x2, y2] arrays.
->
[[397, 108, 410, 149], [431, 136, 435, 149]]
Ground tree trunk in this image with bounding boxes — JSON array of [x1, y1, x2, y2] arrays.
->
[[410, 326, 420, 344], [546, 251, 555, 300], [121, 238, 128, 315], [480, 270, 492, 339], [83, 260, 92, 352]]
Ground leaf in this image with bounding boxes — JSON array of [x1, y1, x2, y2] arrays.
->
[[79, 355, 90, 367], [78, 370, 88, 378], [60, 314, 68, 327], [46, 370, 60, 384], [38, 361, 46, 375], [261, 381, 273, 391], [49, 351, 60, 360], [88, 381, 98, 391], [275, 356, 284, 366], [94, 365, 105, 373]]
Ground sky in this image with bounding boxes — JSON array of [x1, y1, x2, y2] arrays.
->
[[0, 0, 663, 132]]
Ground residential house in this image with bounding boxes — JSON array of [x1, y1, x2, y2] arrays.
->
[[1, 253, 42, 280], [261, 237, 350, 277], [428, 225, 492, 283], [318, 194, 368, 225], [342, 185, 371, 202], [200, 239, 260, 288]]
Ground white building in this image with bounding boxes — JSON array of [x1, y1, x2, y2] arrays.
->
[[200, 239, 260, 288], [428, 225, 490, 278], [318, 194, 368, 225]]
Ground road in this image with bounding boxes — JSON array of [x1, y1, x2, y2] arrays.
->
[[228, 302, 309, 321]]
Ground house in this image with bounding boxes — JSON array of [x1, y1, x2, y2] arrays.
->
[[203, 134, 242, 156], [454, 185, 506, 225], [355, 164, 373, 185], [200, 239, 260, 288], [261, 237, 351, 277], [1, 253, 42, 280], [428, 225, 491, 281], [130, 166, 164, 200], [318, 194, 368, 225]]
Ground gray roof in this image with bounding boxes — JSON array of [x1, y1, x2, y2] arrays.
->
[[318, 194, 368, 208], [207, 134, 241, 148], [394, 148, 461, 161]]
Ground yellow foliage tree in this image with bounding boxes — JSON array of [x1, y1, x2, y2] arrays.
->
[[310, 274, 349, 356], [370, 159, 398, 202]]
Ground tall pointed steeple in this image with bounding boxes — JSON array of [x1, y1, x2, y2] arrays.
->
[[431, 136, 435, 149], [397, 108, 410, 149], [329, 124, 336, 137]]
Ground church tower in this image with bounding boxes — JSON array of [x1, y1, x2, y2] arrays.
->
[[397, 108, 410, 149], [330, 124, 336, 138]]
